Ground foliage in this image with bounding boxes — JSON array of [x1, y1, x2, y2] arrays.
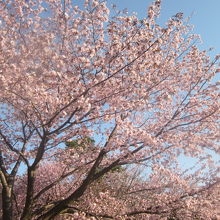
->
[[66, 137, 95, 149]]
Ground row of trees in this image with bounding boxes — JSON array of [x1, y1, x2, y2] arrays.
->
[[0, 0, 219, 219]]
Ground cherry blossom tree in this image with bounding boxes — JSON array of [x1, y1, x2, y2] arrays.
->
[[0, 0, 219, 219]]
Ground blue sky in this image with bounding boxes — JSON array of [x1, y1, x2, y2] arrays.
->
[[108, 0, 220, 56], [102, 0, 220, 170], [74, 1, 220, 56]]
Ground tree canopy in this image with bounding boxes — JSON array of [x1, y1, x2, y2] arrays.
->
[[0, 0, 219, 219]]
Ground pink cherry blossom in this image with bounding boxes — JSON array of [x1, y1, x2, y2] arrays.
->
[[0, 0, 219, 219]]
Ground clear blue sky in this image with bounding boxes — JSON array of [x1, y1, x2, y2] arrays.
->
[[106, 0, 220, 170], [108, 0, 220, 56], [74, 1, 220, 55], [67, 0, 219, 173]]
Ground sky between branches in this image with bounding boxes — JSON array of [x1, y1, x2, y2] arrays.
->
[[74, 0, 220, 75], [108, 0, 220, 55], [72, 0, 220, 167], [112, 0, 220, 169], [108, 0, 220, 166]]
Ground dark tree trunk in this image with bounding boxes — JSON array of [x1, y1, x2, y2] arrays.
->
[[20, 169, 36, 220], [2, 186, 13, 220]]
